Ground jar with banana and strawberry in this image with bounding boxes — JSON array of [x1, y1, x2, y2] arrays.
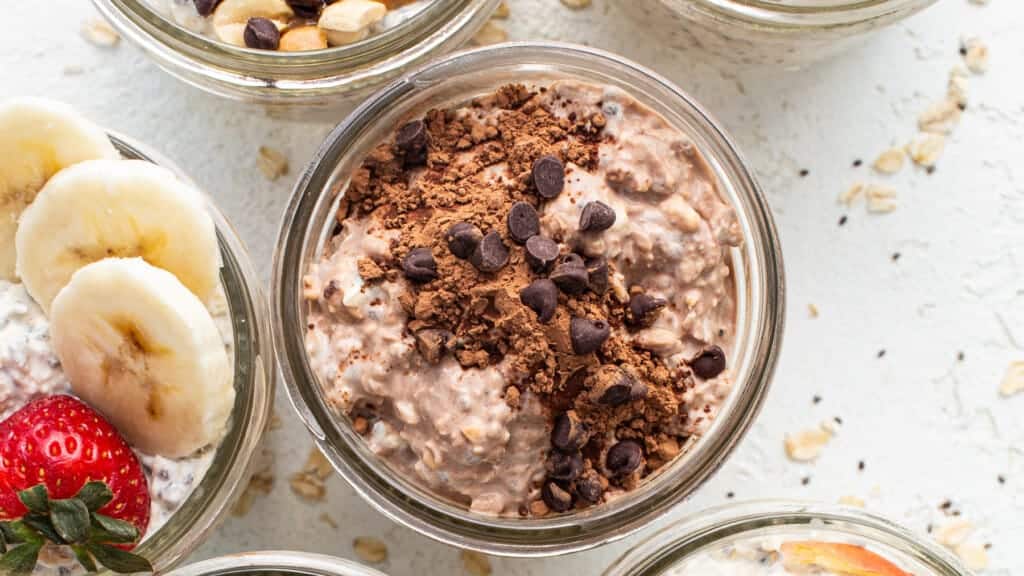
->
[[0, 98, 255, 575]]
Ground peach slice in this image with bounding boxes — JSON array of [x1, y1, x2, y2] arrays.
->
[[780, 541, 912, 576]]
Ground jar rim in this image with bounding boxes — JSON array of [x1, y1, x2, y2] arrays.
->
[[90, 0, 500, 103], [164, 551, 388, 576], [108, 132, 277, 573], [603, 500, 970, 576], [667, 0, 938, 27], [272, 41, 786, 556]]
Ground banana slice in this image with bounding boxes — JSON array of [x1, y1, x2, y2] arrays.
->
[[15, 158, 221, 313], [50, 258, 234, 458], [0, 98, 119, 280]]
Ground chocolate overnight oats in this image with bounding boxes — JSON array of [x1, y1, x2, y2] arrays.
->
[[303, 80, 742, 517]]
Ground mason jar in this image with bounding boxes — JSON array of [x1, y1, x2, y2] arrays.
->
[[604, 501, 970, 576], [165, 551, 387, 576], [639, 0, 939, 68], [272, 42, 786, 556], [100, 133, 277, 574], [89, 0, 500, 109]]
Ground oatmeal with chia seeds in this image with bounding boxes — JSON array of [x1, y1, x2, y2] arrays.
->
[[0, 279, 224, 574], [304, 81, 741, 516]]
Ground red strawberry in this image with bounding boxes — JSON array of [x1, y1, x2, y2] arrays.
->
[[0, 396, 154, 575], [0, 395, 150, 536]]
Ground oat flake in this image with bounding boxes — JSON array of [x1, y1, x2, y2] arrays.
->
[[908, 133, 946, 167], [472, 21, 508, 46], [492, 1, 510, 18], [353, 537, 388, 564], [961, 37, 989, 74], [873, 147, 906, 174], [81, 18, 120, 47], [461, 550, 493, 576], [955, 542, 989, 571], [839, 182, 865, 206], [838, 495, 865, 508], [808, 303, 819, 318], [257, 146, 289, 181], [918, 98, 962, 134], [561, 0, 592, 8], [784, 425, 833, 462], [866, 184, 898, 213], [999, 361, 1024, 397], [935, 519, 975, 547]]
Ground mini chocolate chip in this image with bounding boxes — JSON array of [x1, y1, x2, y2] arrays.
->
[[598, 370, 634, 406], [627, 294, 668, 327], [402, 247, 437, 282], [396, 120, 428, 165], [193, 0, 221, 16], [579, 201, 617, 232], [690, 345, 726, 379], [520, 279, 558, 323], [551, 411, 589, 452], [286, 0, 324, 18], [585, 256, 608, 295], [445, 222, 482, 259], [550, 255, 589, 295], [570, 317, 610, 355], [507, 201, 540, 244], [541, 481, 573, 513], [414, 329, 451, 364], [606, 440, 644, 477], [532, 155, 565, 199], [525, 236, 559, 273], [547, 451, 583, 482], [469, 231, 509, 273], [244, 18, 281, 50], [575, 473, 604, 504]]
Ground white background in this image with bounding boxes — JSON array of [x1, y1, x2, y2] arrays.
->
[[4, 0, 1022, 574]]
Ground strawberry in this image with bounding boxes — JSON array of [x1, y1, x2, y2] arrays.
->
[[0, 395, 153, 574]]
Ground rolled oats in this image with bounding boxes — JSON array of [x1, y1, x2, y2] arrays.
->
[[784, 424, 833, 462], [838, 495, 865, 508], [873, 147, 906, 174], [808, 303, 819, 318], [353, 537, 388, 563], [955, 542, 989, 571], [471, 21, 508, 46], [961, 37, 990, 74], [461, 550, 493, 576], [908, 133, 946, 167], [935, 518, 975, 547], [257, 145, 290, 181], [918, 98, 962, 134], [560, 0, 593, 8], [493, 1, 510, 18], [289, 447, 333, 502], [999, 361, 1024, 397], [866, 184, 898, 213], [839, 182, 865, 206], [81, 18, 121, 48]]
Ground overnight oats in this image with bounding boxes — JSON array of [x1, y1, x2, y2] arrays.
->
[[302, 80, 742, 517], [604, 503, 969, 576], [0, 98, 254, 574], [149, 0, 436, 51]]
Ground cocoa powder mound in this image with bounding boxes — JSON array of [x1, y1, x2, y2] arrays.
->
[[332, 83, 699, 514]]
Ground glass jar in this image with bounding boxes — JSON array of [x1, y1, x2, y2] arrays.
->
[[272, 42, 786, 556], [90, 0, 500, 110], [604, 501, 970, 576], [165, 551, 387, 576], [108, 133, 277, 573], [646, 0, 939, 68]]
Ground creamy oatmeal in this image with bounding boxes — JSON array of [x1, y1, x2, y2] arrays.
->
[[304, 81, 741, 516]]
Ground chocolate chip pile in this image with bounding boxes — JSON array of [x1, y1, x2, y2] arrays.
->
[[337, 84, 730, 515]]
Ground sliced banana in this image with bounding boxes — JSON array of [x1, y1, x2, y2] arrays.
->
[[15, 158, 221, 313], [319, 0, 386, 46], [50, 258, 234, 458], [0, 98, 119, 280], [212, 0, 293, 45]]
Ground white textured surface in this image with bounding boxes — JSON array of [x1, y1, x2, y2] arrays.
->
[[4, 0, 1023, 574]]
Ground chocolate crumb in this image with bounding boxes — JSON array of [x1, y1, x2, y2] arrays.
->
[[838, 215, 848, 226]]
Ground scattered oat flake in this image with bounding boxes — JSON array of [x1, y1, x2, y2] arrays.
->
[[289, 447, 332, 502], [492, 1, 509, 18], [955, 541, 989, 571], [918, 98, 962, 134], [784, 425, 833, 462], [839, 182, 865, 206], [461, 550, 493, 576], [935, 519, 975, 547], [873, 147, 906, 174], [865, 184, 898, 213], [808, 303, 819, 318], [232, 468, 274, 516], [948, 65, 969, 106], [269, 411, 283, 430], [838, 495, 865, 508], [353, 537, 388, 564], [999, 361, 1024, 397], [318, 512, 339, 529], [560, 0, 592, 8], [257, 146, 289, 181], [472, 21, 508, 46], [81, 18, 120, 47], [908, 133, 946, 167], [961, 37, 989, 74]]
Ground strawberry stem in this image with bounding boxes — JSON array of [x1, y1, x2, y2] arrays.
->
[[0, 484, 152, 574]]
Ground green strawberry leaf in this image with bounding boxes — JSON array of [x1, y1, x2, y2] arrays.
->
[[7, 521, 43, 545], [75, 482, 114, 512], [20, 514, 64, 545], [71, 544, 99, 573], [0, 542, 42, 576], [85, 542, 153, 574], [91, 514, 140, 544], [17, 485, 49, 515], [51, 498, 91, 543]]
